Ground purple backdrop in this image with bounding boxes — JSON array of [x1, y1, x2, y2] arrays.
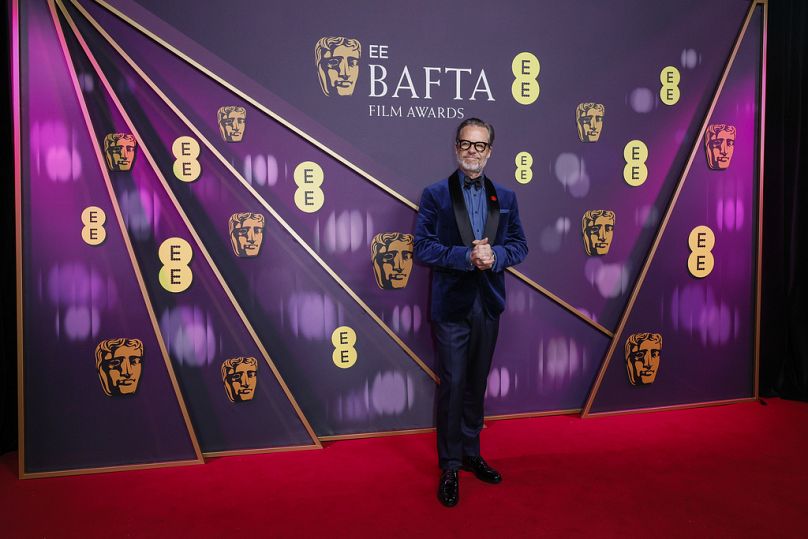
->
[[17, 0, 762, 473], [589, 7, 762, 413]]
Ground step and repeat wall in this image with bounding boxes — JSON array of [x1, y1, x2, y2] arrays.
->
[[15, 0, 765, 476]]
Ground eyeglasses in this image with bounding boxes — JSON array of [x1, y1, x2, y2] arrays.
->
[[456, 140, 491, 152]]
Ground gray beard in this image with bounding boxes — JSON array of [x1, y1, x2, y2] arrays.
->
[[457, 155, 487, 176]]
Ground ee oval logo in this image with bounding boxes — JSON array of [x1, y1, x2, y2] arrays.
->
[[511, 52, 540, 105], [687, 225, 715, 278], [294, 161, 325, 213], [81, 206, 107, 246], [623, 140, 649, 186], [660, 66, 681, 106], [514, 151, 533, 184], [331, 326, 357, 369]]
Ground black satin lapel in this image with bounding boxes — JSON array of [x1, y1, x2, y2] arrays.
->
[[483, 177, 500, 241], [448, 171, 475, 247]]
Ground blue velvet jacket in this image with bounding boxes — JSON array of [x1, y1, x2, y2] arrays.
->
[[414, 170, 528, 322]]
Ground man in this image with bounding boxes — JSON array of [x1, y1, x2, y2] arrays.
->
[[581, 210, 615, 256], [95, 338, 143, 396], [229, 212, 265, 257], [103, 133, 137, 171], [414, 118, 528, 507], [624, 333, 662, 386], [371, 232, 414, 290], [704, 123, 736, 170], [221, 356, 259, 402], [315, 36, 361, 96]]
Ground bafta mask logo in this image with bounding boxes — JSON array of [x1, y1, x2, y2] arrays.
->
[[221, 357, 258, 402], [315, 36, 361, 96], [704, 124, 736, 170], [576, 103, 605, 142], [95, 338, 143, 396], [371, 232, 414, 290], [625, 333, 662, 386], [229, 212, 265, 257], [103, 133, 137, 171], [582, 210, 615, 256], [217, 106, 246, 142]]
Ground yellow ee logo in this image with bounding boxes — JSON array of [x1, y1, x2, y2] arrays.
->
[[514, 151, 533, 184], [623, 140, 649, 186], [293, 161, 325, 213], [331, 326, 357, 369], [172, 136, 201, 183], [81, 206, 106, 246], [511, 52, 540, 105], [158, 237, 193, 293], [687, 225, 715, 278], [660, 66, 681, 106]]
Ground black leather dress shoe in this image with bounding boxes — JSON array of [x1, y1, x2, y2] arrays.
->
[[437, 469, 459, 507], [461, 456, 502, 484]]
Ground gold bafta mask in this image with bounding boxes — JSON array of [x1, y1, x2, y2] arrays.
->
[[625, 333, 662, 386], [704, 124, 736, 170], [371, 232, 414, 290], [217, 106, 246, 142], [582, 210, 615, 256], [95, 338, 144, 396], [315, 36, 361, 96], [103, 133, 137, 171], [576, 103, 605, 142], [229, 213, 265, 257], [221, 357, 258, 402]]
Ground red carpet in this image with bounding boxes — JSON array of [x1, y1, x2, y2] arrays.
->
[[1, 398, 807, 538]]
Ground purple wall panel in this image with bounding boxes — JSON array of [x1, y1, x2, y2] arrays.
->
[[21, 0, 198, 472], [589, 7, 761, 413], [57, 16, 322, 450], [96, 0, 751, 328], [63, 7, 439, 437]]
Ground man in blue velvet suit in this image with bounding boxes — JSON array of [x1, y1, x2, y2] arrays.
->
[[414, 118, 528, 507]]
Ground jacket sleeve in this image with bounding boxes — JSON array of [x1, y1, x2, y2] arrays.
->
[[491, 194, 528, 273], [413, 187, 472, 271]]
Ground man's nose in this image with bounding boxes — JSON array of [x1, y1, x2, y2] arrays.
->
[[121, 360, 132, 377], [338, 60, 349, 77], [392, 255, 403, 271], [246, 230, 255, 243], [597, 229, 606, 240], [719, 142, 728, 155]]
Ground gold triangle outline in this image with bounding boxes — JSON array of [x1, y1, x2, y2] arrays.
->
[[18, 0, 208, 478], [581, 1, 764, 417], [69, 0, 441, 384], [54, 0, 323, 449]]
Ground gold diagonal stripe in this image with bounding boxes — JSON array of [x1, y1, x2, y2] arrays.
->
[[581, 1, 760, 417], [753, 0, 768, 400], [71, 0, 440, 384], [56, 0, 324, 447], [48, 0, 205, 466], [510, 269, 613, 336], [86, 0, 613, 338], [13, 0, 27, 478]]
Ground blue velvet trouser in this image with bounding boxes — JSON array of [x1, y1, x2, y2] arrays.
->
[[433, 294, 500, 471]]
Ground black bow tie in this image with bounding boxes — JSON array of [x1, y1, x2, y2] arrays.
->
[[464, 176, 482, 190]]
